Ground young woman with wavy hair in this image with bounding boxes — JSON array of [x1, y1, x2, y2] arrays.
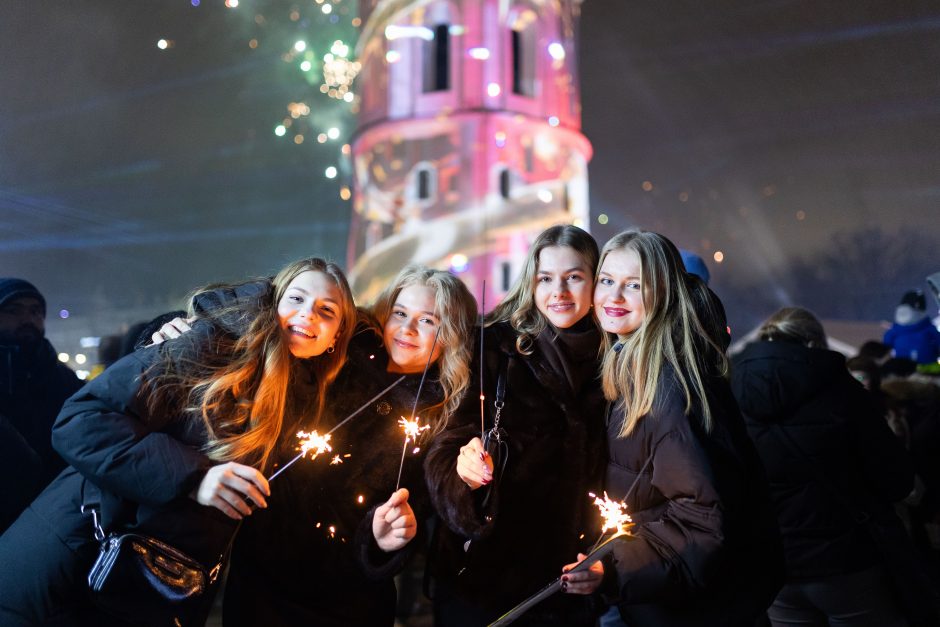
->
[[425, 224, 610, 627], [594, 230, 783, 626], [0, 257, 357, 625], [218, 263, 479, 626]]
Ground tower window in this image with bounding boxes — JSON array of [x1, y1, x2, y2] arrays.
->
[[499, 169, 511, 199], [511, 25, 536, 97], [417, 169, 431, 200], [423, 24, 450, 93]]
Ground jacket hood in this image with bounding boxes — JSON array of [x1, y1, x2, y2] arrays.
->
[[731, 340, 847, 423]]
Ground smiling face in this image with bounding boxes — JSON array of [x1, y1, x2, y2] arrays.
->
[[383, 284, 443, 374], [533, 245, 593, 329], [594, 247, 647, 338], [277, 270, 344, 359]]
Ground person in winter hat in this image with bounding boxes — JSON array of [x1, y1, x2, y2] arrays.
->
[[884, 290, 940, 365], [0, 278, 81, 533]]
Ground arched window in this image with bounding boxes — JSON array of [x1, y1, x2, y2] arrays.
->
[[501, 261, 512, 292], [410, 163, 438, 204], [423, 24, 450, 93], [499, 168, 511, 199], [510, 10, 537, 97]]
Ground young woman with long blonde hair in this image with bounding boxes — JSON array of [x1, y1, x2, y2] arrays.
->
[[594, 230, 783, 626]]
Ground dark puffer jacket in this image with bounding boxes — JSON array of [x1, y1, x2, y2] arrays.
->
[[425, 320, 608, 626], [731, 340, 914, 579], [605, 369, 784, 626], [0, 338, 82, 532]]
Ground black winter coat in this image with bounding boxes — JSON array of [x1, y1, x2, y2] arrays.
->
[[0, 338, 82, 532], [605, 369, 784, 627], [731, 340, 915, 579], [223, 324, 441, 627], [425, 321, 608, 626], [0, 323, 251, 624]]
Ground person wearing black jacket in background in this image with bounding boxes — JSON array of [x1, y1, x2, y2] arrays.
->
[[0, 258, 356, 625], [594, 230, 784, 627], [732, 307, 916, 627], [425, 225, 609, 627], [0, 278, 82, 534]]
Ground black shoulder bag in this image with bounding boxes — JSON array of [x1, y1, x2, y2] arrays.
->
[[81, 488, 238, 627]]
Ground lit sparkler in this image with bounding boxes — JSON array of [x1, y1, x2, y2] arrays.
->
[[268, 430, 332, 481], [267, 376, 406, 482], [590, 491, 633, 540], [394, 329, 441, 490], [394, 416, 430, 489], [487, 494, 635, 626]]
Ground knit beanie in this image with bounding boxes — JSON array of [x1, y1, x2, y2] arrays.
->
[[899, 290, 926, 312], [0, 278, 46, 317]]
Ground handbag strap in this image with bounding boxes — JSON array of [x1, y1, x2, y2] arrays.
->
[[80, 477, 242, 583], [768, 423, 870, 524]]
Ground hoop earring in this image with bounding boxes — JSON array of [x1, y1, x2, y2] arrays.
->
[[327, 344, 335, 354]]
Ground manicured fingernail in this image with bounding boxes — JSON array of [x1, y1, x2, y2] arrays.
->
[[561, 582, 568, 591], [562, 575, 569, 582]]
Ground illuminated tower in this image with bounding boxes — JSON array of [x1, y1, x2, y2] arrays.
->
[[348, 0, 592, 304]]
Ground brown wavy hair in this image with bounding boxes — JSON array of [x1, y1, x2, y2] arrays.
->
[[147, 258, 356, 470], [486, 224, 599, 354]]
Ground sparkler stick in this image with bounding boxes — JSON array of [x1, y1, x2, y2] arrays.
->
[[394, 329, 440, 489], [479, 280, 486, 440], [487, 532, 632, 627], [486, 493, 634, 627], [267, 375, 406, 481]]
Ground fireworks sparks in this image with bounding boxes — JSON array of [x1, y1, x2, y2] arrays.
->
[[330, 455, 343, 465]]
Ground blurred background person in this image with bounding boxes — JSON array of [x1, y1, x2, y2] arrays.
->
[[732, 307, 932, 626], [0, 278, 81, 534]]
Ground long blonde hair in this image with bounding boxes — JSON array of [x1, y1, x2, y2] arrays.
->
[[148, 258, 356, 470], [599, 231, 728, 437], [487, 224, 599, 354], [369, 264, 477, 433]]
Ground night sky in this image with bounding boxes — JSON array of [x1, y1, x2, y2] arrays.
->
[[2, 0, 939, 354]]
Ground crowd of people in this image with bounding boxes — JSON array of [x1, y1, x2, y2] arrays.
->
[[0, 225, 938, 627]]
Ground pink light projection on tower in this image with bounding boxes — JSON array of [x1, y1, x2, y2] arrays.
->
[[348, 0, 592, 306]]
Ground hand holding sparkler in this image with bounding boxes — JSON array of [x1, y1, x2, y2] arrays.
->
[[456, 437, 493, 489], [486, 493, 634, 626], [372, 488, 417, 552], [560, 552, 604, 595]]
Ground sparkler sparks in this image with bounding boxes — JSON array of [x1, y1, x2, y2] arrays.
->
[[590, 491, 633, 537], [297, 429, 332, 459], [394, 416, 430, 490], [399, 416, 431, 443]]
